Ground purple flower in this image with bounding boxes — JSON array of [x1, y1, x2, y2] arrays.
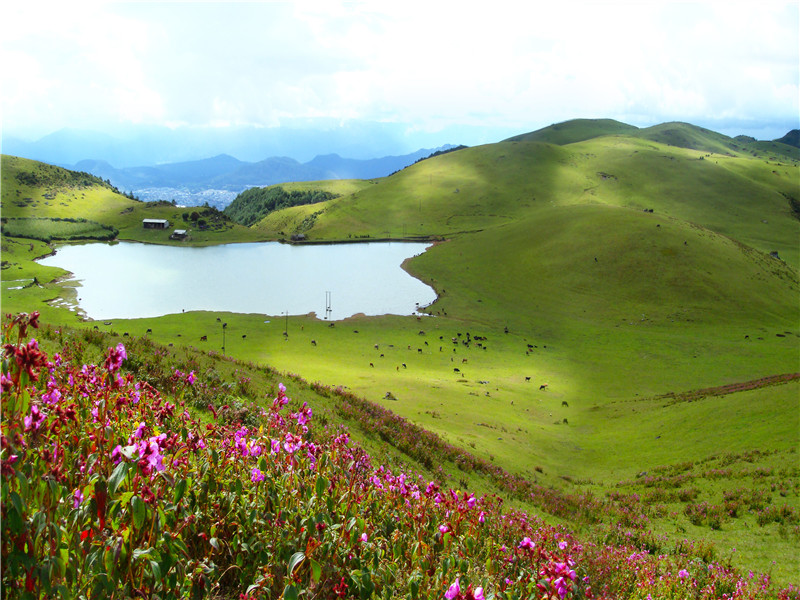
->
[[105, 343, 127, 373], [519, 536, 535, 549], [473, 587, 485, 600], [111, 445, 124, 464], [73, 488, 84, 508], [679, 569, 690, 580], [360, 532, 368, 543], [559, 540, 568, 550], [445, 578, 460, 600], [250, 467, 265, 482], [187, 370, 196, 385]]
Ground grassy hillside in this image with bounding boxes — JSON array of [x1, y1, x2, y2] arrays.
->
[[504, 118, 638, 144], [1, 155, 269, 246], [2, 120, 799, 584]]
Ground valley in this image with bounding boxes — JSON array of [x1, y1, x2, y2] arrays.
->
[[2, 119, 799, 586]]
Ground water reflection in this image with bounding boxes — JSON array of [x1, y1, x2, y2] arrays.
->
[[38, 241, 436, 320]]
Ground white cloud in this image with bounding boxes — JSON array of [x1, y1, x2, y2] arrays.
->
[[2, 1, 797, 141]]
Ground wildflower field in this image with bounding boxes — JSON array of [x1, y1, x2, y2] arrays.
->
[[2, 312, 798, 599]]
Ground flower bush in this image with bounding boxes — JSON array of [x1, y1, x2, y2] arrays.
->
[[2, 312, 798, 599]]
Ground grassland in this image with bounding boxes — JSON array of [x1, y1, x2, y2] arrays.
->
[[1, 119, 798, 583]]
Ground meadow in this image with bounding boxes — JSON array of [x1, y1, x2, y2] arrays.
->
[[1, 119, 799, 593]]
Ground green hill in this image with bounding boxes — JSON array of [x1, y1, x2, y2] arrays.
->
[[0, 154, 268, 246], [2, 120, 799, 583], [504, 118, 638, 145]]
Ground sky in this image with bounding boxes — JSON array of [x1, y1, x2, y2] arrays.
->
[[2, 1, 798, 155]]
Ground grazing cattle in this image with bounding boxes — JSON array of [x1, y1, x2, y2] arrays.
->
[[146, 328, 152, 334], [93, 325, 99, 330], [539, 384, 548, 391], [380, 354, 384, 358], [370, 363, 374, 368], [453, 368, 460, 373], [374, 344, 379, 350], [561, 401, 569, 407], [419, 330, 425, 336], [525, 376, 531, 382], [417, 348, 423, 353], [123, 332, 129, 337], [200, 335, 207, 341], [242, 335, 246, 339], [462, 358, 468, 364], [402, 363, 407, 369], [311, 339, 317, 346]]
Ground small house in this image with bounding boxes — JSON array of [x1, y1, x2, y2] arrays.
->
[[143, 219, 169, 229], [170, 229, 188, 240]]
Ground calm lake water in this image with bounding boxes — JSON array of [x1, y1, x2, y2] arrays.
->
[[38, 241, 437, 321]]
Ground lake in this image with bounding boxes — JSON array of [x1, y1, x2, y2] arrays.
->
[[38, 241, 437, 321]]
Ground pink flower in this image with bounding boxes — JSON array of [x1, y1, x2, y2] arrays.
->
[[478, 511, 486, 523], [679, 569, 690, 580], [251, 467, 265, 482], [439, 524, 450, 534], [519, 536, 535, 549], [445, 578, 460, 600], [559, 540, 568, 550], [187, 370, 196, 384], [473, 587, 485, 600], [72, 488, 84, 508], [360, 532, 368, 543], [105, 343, 127, 372]]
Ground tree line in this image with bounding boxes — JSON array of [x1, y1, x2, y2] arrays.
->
[[223, 186, 338, 226]]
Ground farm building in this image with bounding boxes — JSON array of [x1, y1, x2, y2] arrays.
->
[[142, 219, 170, 229], [170, 229, 188, 240]]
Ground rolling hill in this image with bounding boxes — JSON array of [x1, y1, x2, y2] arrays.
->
[[2, 118, 799, 583]]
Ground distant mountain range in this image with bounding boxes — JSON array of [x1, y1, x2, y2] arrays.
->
[[63, 146, 455, 207]]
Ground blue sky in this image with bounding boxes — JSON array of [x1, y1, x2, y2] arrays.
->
[[2, 1, 798, 153]]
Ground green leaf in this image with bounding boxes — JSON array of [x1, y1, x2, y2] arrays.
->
[[283, 585, 298, 600], [173, 479, 187, 504], [149, 560, 162, 581], [16, 471, 29, 498], [108, 461, 129, 495], [287, 551, 305, 577], [310, 558, 322, 583], [131, 495, 146, 529], [315, 475, 328, 498]]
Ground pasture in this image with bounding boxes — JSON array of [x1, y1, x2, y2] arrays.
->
[[2, 120, 799, 582]]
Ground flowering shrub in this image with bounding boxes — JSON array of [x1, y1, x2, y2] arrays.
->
[[2, 313, 798, 599]]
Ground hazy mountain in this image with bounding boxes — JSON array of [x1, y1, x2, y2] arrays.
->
[[61, 146, 455, 208], [1, 122, 458, 168]]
